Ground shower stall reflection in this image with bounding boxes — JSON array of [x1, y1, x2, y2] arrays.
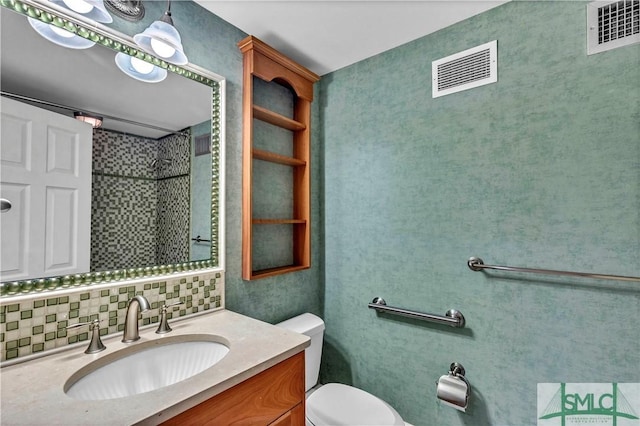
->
[[90, 127, 195, 271]]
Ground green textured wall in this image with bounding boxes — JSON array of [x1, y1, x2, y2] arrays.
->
[[190, 119, 212, 262], [320, 2, 639, 425], [113, 2, 324, 322]]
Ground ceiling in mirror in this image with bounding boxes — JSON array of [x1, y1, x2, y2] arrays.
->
[[1, 5, 210, 139]]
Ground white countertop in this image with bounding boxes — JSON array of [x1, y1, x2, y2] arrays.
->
[[0, 310, 310, 425]]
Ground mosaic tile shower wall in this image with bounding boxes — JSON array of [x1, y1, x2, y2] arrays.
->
[[157, 176, 190, 264], [91, 174, 157, 270], [157, 131, 191, 265], [0, 271, 224, 361], [157, 131, 190, 179], [91, 129, 190, 271]]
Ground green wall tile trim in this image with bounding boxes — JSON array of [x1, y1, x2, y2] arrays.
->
[[1, 271, 225, 362]]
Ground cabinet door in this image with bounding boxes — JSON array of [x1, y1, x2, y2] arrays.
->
[[162, 351, 305, 425], [268, 403, 305, 426], [1, 97, 92, 281]]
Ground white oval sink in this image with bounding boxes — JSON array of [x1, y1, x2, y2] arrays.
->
[[64, 335, 229, 400]]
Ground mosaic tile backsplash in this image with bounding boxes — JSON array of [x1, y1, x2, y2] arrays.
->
[[0, 270, 224, 362]]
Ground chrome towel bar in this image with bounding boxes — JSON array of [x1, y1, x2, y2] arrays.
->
[[368, 297, 465, 328], [468, 257, 640, 283]]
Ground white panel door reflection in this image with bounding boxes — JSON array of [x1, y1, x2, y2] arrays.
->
[[0, 97, 92, 281]]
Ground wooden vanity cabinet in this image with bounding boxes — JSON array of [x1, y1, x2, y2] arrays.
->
[[161, 351, 305, 425]]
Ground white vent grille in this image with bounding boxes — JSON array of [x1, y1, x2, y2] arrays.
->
[[588, 0, 640, 55], [432, 40, 497, 98]]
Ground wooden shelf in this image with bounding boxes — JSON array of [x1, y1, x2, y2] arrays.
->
[[251, 265, 311, 280], [253, 219, 307, 225], [253, 105, 306, 131], [239, 35, 320, 281], [253, 149, 307, 167]]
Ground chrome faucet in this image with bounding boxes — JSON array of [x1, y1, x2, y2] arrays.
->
[[122, 295, 150, 343]]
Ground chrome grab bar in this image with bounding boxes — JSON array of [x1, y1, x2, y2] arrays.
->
[[191, 235, 211, 243], [368, 297, 465, 328], [468, 257, 640, 283]]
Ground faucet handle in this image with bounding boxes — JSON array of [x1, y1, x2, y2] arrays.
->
[[66, 318, 102, 329], [163, 301, 183, 309], [155, 301, 183, 334], [66, 319, 106, 354]]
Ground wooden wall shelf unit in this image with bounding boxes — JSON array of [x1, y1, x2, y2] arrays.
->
[[239, 35, 320, 280]]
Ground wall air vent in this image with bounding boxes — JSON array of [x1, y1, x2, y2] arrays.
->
[[432, 40, 497, 98], [195, 133, 211, 156], [587, 0, 640, 55]]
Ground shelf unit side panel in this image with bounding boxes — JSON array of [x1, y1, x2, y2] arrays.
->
[[241, 52, 255, 280], [293, 99, 311, 268]]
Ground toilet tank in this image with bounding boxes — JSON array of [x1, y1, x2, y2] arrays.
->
[[276, 313, 325, 392]]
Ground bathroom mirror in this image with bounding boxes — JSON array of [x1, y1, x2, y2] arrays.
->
[[0, 0, 225, 296]]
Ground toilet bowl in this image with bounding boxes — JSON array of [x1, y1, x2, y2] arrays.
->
[[306, 383, 404, 426], [276, 313, 405, 426]]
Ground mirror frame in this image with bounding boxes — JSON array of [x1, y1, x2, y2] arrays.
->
[[0, 0, 225, 297]]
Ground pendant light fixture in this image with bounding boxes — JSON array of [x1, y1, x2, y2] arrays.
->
[[29, 0, 112, 49], [132, 0, 188, 65], [114, 52, 168, 83], [53, 0, 112, 23], [28, 17, 96, 49]]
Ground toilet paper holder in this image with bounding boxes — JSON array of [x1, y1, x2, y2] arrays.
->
[[449, 363, 467, 380], [436, 362, 470, 412]]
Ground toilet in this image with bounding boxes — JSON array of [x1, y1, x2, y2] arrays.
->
[[277, 313, 406, 426]]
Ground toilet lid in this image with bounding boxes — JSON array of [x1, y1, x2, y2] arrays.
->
[[306, 383, 404, 426]]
